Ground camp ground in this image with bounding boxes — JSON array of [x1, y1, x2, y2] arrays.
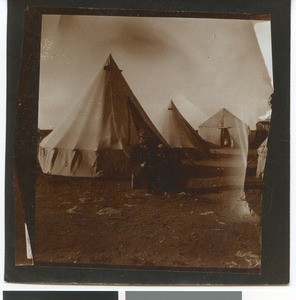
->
[[15, 15, 273, 272]]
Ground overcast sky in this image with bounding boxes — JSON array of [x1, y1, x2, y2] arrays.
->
[[39, 15, 273, 130]]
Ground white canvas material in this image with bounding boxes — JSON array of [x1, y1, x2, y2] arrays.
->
[[198, 108, 250, 149], [25, 223, 33, 260], [38, 55, 168, 177], [256, 137, 268, 178], [160, 100, 209, 158]]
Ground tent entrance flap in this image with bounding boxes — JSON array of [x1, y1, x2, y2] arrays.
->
[[220, 128, 232, 148]]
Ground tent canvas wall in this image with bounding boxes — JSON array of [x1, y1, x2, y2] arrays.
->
[[159, 100, 209, 159], [38, 55, 168, 177], [198, 108, 250, 149]]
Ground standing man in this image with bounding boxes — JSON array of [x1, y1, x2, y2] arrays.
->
[[130, 129, 158, 192]]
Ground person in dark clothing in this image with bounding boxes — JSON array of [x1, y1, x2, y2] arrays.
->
[[130, 130, 159, 192], [154, 144, 171, 193], [130, 130, 185, 194]]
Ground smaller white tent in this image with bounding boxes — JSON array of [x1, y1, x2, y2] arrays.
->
[[253, 108, 271, 149], [159, 100, 209, 159], [198, 108, 250, 149]]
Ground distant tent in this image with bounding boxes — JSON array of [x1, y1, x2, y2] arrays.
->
[[38, 54, 168, 177], [256, 109, 271, 136], [258, 109, 272, 122], [253, 109, 271, 148], [198, 108, 250, 149], [159, 100, 209, 159]]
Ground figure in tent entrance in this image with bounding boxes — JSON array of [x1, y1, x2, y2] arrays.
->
[[220, 127, 233, 148]]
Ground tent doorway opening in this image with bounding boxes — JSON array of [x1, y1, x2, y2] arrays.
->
[[220, 128, 232, 148]]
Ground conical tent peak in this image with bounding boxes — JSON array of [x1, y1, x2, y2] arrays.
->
[[168, 100, 175, 110], [108, 53, 115, 64], [104, 54, 122, 72]]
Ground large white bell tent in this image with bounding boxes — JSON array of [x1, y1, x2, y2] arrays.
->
[[38, 55, 168, 177]]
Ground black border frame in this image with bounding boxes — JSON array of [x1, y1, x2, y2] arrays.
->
[[3, 291, 118, 300], [5, 0, 290, 284]]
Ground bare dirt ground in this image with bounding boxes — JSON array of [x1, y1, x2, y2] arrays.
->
[[33, 151, 262, 272]]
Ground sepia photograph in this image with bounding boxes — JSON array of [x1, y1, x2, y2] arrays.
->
[[22, 14, 272, 271], [8, 0, 290, 285]]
